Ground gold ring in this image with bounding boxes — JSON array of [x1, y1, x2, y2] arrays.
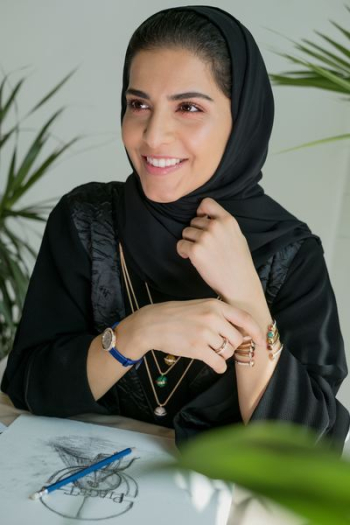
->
[[214, 337, 228, 356]]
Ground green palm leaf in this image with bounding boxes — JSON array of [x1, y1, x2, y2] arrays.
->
[[1, 108, 64, 208], [11, 137, 80, 205], [0, 69, 80, 358], [301, 38, 350, 73], [0, 287, 15, 331], [27, 68, 78, 116], [270, 52, 350, 92], [0, 78, 25, 123], [314, 30, 350, 60], [2, 227, 32, 276], [268, 5, 350, 150], [0, 244, 27, 306], [153, 422, 350, 525], [295, 41, 350, 74], [331, 20, 350, 41], [274, 133, 350, 153]]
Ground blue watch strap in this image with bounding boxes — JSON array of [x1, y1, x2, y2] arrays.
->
[[110, 322, 143, 368]]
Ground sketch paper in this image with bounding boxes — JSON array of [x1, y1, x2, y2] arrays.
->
[[0, 421, 7, 433], [0, 415, 233, 525]]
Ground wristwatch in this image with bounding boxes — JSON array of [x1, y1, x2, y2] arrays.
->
[[101, 322, 143, 368]]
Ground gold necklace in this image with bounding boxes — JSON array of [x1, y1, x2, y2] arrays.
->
[[119, 242, 181, 381], [144, 281, 182, 385], [118, 241, 220, 417]]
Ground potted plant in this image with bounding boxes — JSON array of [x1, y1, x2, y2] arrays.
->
[[268, 4, 350, 152], [0, 69, 81, 358]]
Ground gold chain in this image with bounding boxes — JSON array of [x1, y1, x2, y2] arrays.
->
[[118, 242, 221, 412], [119, 242, 194, 409], [119, 242, 180, 374], [144, 282, 181, 376]]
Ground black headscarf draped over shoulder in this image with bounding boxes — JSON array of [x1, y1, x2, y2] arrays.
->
[[117, 5, 322, 299]]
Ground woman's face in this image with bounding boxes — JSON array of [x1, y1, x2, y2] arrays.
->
[[122, 48, 232, 203]]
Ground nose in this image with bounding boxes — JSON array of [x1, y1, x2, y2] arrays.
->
[[143, 108, 174, 149]]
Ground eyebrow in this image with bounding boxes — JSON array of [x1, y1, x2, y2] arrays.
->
[[125, 88, 214, 102]]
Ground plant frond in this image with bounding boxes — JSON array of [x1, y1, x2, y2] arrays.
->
[[297, 40, 350, 74], [28, 67, 79, 116], [0, 78, 25, 123], [9, 136, 80, 206], [314, 30, 350, 60], [273, 133, 350, 154]]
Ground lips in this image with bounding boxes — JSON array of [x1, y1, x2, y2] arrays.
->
[[141, 155, 187, 162], [141, 155, 188, 175]]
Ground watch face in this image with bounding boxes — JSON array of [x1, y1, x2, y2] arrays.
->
[[102, 328, 113, 351]]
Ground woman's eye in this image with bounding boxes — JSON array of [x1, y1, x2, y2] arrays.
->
[[178, 102, 202, 113], [126, 100, 148, 111], [126, 99, 202, 113]]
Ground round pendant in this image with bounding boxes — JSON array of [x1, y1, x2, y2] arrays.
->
[[164, 354, 177, 366], [155, 375, 167, 388], [154, 406, 167, 417]]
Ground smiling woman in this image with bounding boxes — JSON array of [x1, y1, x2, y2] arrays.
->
[[2, 5, 349, 456], [122, 48, 232, 202]]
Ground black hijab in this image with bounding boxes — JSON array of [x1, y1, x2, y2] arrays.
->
[[117, 5, 322, 299]]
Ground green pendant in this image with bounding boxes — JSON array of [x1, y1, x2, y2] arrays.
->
[[156, 375, 167, 388]]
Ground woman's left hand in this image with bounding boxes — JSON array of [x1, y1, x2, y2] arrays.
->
[[176, 197, 262, 306]]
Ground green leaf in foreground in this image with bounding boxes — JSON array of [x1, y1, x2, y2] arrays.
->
[[148, 422, 350, 525]]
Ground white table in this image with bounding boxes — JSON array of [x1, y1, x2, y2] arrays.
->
[[0, 357, 306, 525]]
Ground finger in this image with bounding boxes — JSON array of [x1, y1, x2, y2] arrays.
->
[[222, 304, 266, 346], [202, 347, 227, 374], [190, 216, 211, 229], [202, 306, 248, 352], [196, 197, 227, 220], [209, 332, 236, 360], [182, 226, 204, 242], [217, 320, 245, 352], [176, 238, 192, 258]]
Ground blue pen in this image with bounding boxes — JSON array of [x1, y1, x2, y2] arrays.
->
[[30, 446, 135, 500]]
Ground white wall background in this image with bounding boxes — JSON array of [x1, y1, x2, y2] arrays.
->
[[1, 0, 349, 409]]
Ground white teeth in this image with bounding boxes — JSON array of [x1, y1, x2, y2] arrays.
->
[[146, 156, 182, 168]]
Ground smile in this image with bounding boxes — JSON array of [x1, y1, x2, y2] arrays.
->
[[147, 156, 182, 167], [142, 156, 188, 176]]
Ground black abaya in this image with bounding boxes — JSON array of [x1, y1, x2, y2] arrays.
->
[[1, 190, 348, 454]]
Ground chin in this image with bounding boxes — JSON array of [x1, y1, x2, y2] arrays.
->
[[139, 180, 184, 203], [144, 190, 178, 203]]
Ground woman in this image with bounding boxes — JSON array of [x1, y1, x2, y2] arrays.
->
[[2, 5, 349, 454]]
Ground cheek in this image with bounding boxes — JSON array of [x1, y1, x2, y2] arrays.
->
[[121, 116, 140, 149], [208, 117, 232, 160], [121, 120, 129, 147], [184, 124, 215, 158], [189, 126, 225, 166]]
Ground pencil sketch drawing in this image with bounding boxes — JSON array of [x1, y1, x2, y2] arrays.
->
[[40, 436, 139, 520]]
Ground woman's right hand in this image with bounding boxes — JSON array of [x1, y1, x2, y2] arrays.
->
[[133, 298, 265, 374]]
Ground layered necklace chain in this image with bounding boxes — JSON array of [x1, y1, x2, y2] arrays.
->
[[118, 242, 220, 417]]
